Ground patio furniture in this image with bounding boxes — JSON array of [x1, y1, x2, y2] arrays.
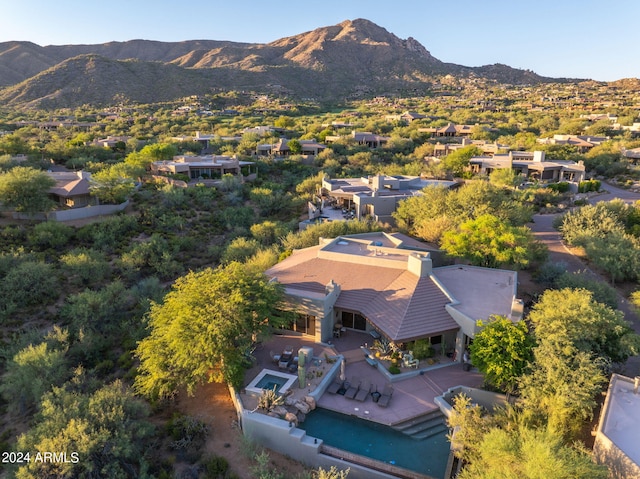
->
[[371, 385, 381, 403], [333, 323, 342, 338], [278, 345, 294, 369], [355, 379, 372, 402], [326, 377, 344, 395], [344, 378, 360, 400], [365, 355, 377, 367], [269, 351, 281, 364], [377, 384, 394, 408], [402, 351, 419, 369]]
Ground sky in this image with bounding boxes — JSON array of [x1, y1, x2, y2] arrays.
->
[[1, 0, 638, 82]]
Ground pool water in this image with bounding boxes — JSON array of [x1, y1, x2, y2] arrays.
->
[[300, 408, 449, 478], [254, 374, 288, 392]]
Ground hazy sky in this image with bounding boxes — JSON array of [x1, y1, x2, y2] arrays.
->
[[2, 0, 637, 82]]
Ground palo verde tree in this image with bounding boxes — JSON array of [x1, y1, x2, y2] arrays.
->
[[528, 288, 640, 364], [0, 166, 56, 215], [448, 396, 609, 479], [470, 315, 535, 394], [135, 262, 290, 398], [441, 214, 543, 269]]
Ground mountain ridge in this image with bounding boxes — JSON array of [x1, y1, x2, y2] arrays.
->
[[0, 18, 589, 109]]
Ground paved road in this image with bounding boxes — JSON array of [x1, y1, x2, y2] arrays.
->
[[528, 183, 640, 375], [588, 182, 640, 205]]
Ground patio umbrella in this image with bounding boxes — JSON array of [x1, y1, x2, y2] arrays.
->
[[340, 358, 346, 382]]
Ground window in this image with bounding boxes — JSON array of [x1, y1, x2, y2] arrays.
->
[[340, 311, 367, 331], [288, 313, 316, 336]]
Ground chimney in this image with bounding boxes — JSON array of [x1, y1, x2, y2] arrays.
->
[[408, 252, 432, 277], [634, 376, 640, 394]]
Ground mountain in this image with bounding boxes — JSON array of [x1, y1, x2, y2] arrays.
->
[[0, 19, 571, 109]]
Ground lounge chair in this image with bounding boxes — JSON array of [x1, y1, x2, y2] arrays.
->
[[377, 384, 394, 408], [344, 379, 360, 400], [355, 379, 371, 402], [326, 377, 343, 395]]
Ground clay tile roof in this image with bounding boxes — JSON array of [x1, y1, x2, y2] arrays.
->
[[266, 244, 457, 342]]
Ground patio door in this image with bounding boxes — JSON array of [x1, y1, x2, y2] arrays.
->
[[292, 313, 316, 336], [340, 311, 367, 331]]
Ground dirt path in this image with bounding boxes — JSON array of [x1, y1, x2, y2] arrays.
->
[[175, 382, 308, 479]]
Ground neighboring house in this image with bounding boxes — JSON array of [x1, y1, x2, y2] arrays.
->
[[421, 123, 475, 138], [256, 138, 326, 157], [321, 174, 457, 224], [91, 136, 130, 148], [469, 150, 586, 183], [593, 374, 640, 479], [48, 170, 95, 208], [324, 131, 391, 148], [150, 155, 256, 180], [622, 147, 640, 164], [385, 111, 428, 123], [265, 232, 523, 362], [580, 113, 618, 122], [536, 134, 608, 153], [433, 138, 509, 158], [616, 123, 640, 137]]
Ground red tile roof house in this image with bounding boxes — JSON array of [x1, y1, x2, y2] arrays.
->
[[48, 171, 95, 208], [265, 232, 523, 363]]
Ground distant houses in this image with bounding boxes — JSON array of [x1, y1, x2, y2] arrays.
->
[[150, 154, 256, 180], [321, 174, 457, 224], [469, 150, 586, 183], [256, 138, 326, 157], [325, 131, 391, 148]]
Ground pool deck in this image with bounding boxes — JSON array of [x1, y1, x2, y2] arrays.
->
[[241, 331, 483, 426]]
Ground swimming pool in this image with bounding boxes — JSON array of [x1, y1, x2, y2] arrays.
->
[[299, 408, 449, 478]]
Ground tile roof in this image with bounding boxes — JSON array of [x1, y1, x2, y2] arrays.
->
[[267, 241, 457, 342]]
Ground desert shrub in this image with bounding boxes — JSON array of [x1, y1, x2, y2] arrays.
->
[[28, 221, 74, 250], [547, 181, 570, 193], [202, 455, 230, 479], [407, 339, 435, 360]]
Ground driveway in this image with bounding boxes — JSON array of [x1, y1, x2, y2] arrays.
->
[[528, 182, 640, 375]]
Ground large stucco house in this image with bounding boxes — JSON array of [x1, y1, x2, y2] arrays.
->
[[469, 150, 586, 183], [321, 174, 457, 224], [265, 232, 523, 362]]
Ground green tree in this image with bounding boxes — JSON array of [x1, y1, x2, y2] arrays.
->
[[441, 214, 541, 269], [1, 260, 58, 309], [124, 142, 177, 170], [15, 376, 154, 479], [584, 231, 640, 284], [559, 202, 625, 247], [457, 419, 608, 479], [441, 145, 482, 177], [90, 163, 137, 204], [470, 316, 535, 393], [0, 166, 56, 214], [135, 262, 290, 397], [519, 342, 606, 439], [222, 237, 262, 264], [59, 247, 111, 287], [1, 332, 71, 415], [489, 168, 523, 189], [27, 221, 74, 250], [528, 288, 640, 363], [287, 138, 302, 154]]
